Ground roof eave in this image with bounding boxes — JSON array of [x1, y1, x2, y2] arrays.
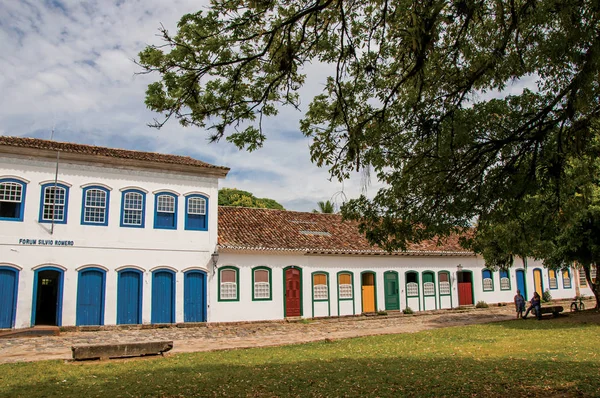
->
[[0, 145, 230, 178]]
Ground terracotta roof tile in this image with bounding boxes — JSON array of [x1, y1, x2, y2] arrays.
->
[[0, 136, 229, 172], [218, 206, 473, 256]]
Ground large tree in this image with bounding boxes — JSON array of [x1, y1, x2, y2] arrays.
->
[[139, 2, 600, 252], [465, 133, 600, 308]]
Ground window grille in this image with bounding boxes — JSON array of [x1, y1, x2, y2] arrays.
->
[[483, 278, 493, 291], [562, 270, 571, 288], [439, 281, 450, 295], [157, 195, 175, 213], [123, 192, 143, 225], [500, 278, 510, 290], [0, 182, 22, 202], [254, 282, 270, 299], [188, 197, 206, 215], [43, 186, 66, 221], [313, 284, 328, 300], [423, 282, 435, 296], [84, 189, 106, 223], [407, 282, 418, 296], [220, 282, 237, 300], [339, 284, 353, 299]]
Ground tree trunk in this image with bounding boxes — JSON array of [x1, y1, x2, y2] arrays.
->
[[583, 264, 599, 310]]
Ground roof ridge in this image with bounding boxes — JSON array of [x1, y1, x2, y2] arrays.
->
[[0, 135, 230, 172]]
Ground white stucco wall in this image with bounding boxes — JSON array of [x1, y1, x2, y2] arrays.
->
[[211, 252, 581, 322], [0, 154, 219, 328]]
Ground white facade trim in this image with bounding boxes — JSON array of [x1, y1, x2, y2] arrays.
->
[[80, 182, 113, 191], [32, 263, 67, 271], [0, 175, 30, 183], [39, 179, 72, 187], [75, 264, 109, 272]]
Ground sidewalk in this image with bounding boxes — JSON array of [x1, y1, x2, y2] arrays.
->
[[0, 305, 524, 364]]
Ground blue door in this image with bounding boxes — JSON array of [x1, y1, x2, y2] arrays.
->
[[0, 267, 19, 329], [184, 271, 206, 322], [76, 269, 105, 326], [151, 270, 175, 324], [516, 269, 527, 299], [117, 270, 142, 325]]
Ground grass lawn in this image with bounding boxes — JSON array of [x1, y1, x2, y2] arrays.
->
[[0, 312, 599, 398]]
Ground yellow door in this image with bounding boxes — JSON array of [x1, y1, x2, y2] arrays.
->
[[533, 269, 543, 296], [362, 286, 375, 312]]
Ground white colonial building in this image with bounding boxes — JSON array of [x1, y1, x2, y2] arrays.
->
[[212, 207, 587, 322], [0, 136, 594, 329], [0, 136, 228, 329]]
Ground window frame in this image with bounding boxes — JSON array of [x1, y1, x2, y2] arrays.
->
[[548, 269, 559, 290], [422, 271, 436, 297], [337, 271, 354, 301], [499, 269, 511, 291], [218, 266, 239, 302], [405, 271, 419, 298], [153, 191, 178, 230], [184, 194, 208, 231], [482, 269, 494, 292], [39, 182, 70, 224], [579, 267, 587, 287], [562, 269, 572, 289], [252, 266, 272, 301], [80, 185, 110, 226], [120, 189, 146, 228], [0, 178, 27, 222], [438, 271, 451, 296], [312, 272, 329, 302]]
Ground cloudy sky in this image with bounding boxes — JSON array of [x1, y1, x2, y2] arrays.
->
[[0, 0, 381, 211]]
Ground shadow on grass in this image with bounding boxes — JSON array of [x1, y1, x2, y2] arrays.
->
[[2, 352, 598, 398]]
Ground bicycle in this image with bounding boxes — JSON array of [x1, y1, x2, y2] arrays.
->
[[570, 295, 586, 312]]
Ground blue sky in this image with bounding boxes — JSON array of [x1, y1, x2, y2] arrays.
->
[[0, 0, 383, 211]]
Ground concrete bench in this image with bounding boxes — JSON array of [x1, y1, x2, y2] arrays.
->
[[538, 306, 563, 317], [72, 340, 173, 360]]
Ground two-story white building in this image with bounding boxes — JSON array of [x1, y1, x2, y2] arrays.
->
[[0, 136, 228, 329]]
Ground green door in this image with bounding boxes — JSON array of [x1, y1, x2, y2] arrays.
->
[[384, 272, 400, 310]]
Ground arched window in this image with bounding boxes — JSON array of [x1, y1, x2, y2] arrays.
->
[[548, 269, 558, 290], [482, 269, 494, 291], [0, 178, 27, 222], [338, 272, 353, 300], [81, 186, 110, 226], [422, 272, 435, 296], [313, 273, 328, 301], [562, 269, 572, 289], [39, 183, 70, 224], [406, 272, 419, 297], [121, 189, 146, 228], [500, 270, 511, 290], [185, 194, 208, 231], [438, 272, 451, 295], [252, 267, 271, 300], [154, 192, 178, 229], [219, 267, 239, 301]]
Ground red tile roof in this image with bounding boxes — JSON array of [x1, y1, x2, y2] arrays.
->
[[218, 206, 473, 256], [0, 136, 229, 173]]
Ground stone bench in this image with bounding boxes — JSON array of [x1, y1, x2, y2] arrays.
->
[[72, 340, 173, 360], [538, 305, 563, 317]]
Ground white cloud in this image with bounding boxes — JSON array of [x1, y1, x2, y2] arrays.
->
[[0, 0, 383, 212]]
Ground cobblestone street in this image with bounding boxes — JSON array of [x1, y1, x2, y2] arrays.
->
[[0, 306, 519, 364]]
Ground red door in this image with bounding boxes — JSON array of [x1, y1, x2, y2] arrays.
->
[[285, 268, 301, 317], [458, 282, 473, 305]]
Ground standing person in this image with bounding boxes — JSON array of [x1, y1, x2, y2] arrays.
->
[[514, 289, 525, 319], [523, 292, 542, 320]]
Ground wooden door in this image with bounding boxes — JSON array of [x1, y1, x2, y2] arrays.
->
[[76, 269, 104, 326], [384, 272, 399, 310], [516, 269, 527, 298], [0, 268, 18, 329], [458, 282, 473, 305], [533, 269, 543, 296], [285, 268, 301, 317], [362, 272, 376, 312]]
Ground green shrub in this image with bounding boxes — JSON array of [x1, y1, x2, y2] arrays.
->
[[377, 310, 388, 316], [542, 289, 552, 303], [403, 307, 414, 314], [475, 301, 489, 308]]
